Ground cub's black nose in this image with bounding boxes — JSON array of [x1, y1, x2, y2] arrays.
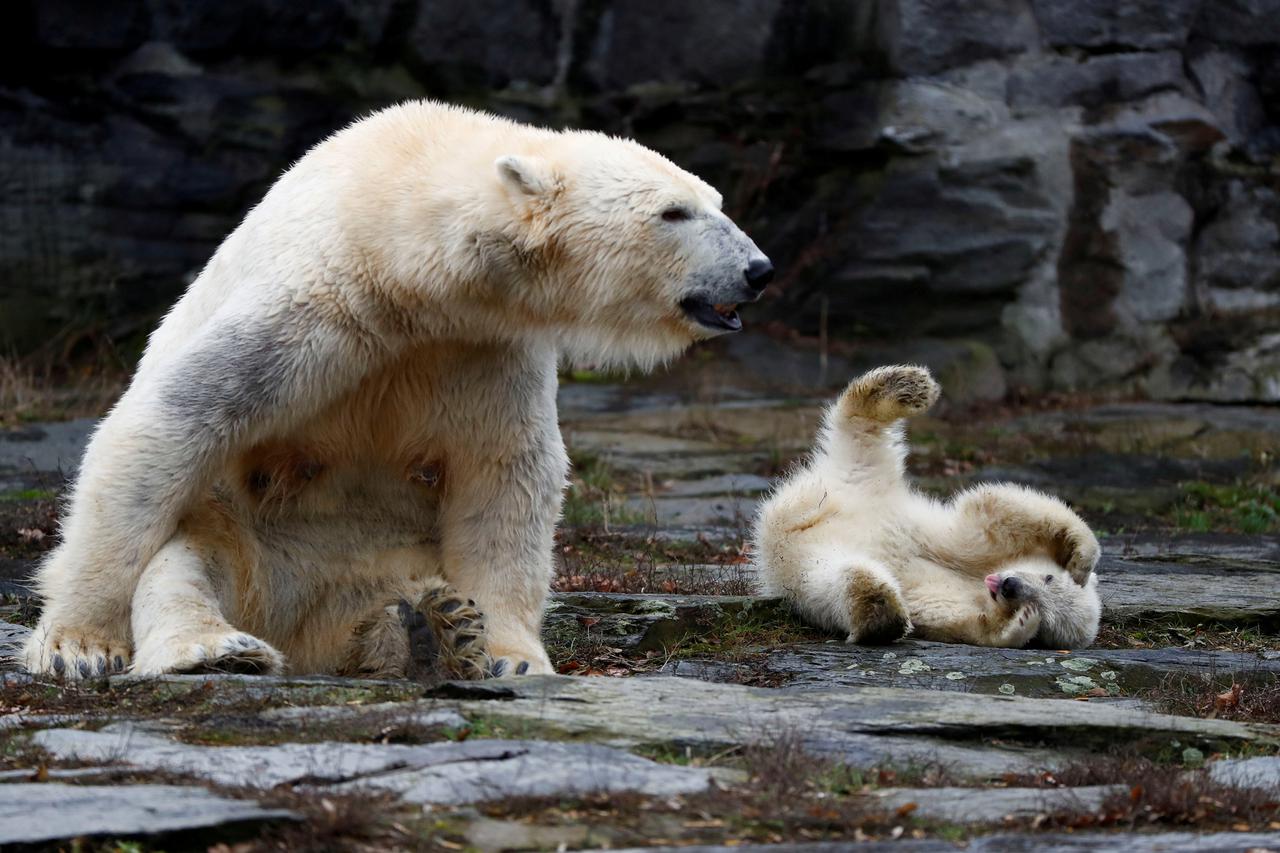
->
[[1000, 576, 1024, 599], [744, 257, 775, 291]]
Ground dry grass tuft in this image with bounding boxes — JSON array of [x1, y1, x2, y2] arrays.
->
[[0, 348, 125, 427]]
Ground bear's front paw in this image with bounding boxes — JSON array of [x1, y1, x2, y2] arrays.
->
[[841, 365, 941, 423], [992, 602, 1042, 648], [132, 631, 284, 676], [486, 643, 554, 678], [22, 618, 130, 680]]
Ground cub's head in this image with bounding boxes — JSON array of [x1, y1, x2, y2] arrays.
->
[[985, 557, 1101, 649], [493, 133, 771, 368]]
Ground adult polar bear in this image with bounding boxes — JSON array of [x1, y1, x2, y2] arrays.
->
[[24, 101, 772, 680]]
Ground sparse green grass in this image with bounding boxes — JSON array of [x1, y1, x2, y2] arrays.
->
[[562, 450, 652, 529], [0, 488, 57, 502], [1095, 617, 1276, 654], [0, 351, 124, 427], [1171, 481, 1280, 534]]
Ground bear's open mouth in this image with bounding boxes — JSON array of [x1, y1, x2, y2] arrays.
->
[[680, 297, 742, 332]]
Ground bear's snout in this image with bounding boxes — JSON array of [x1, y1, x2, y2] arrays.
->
[[986, 573, 1025, 601], [744, 257, 774, 292]]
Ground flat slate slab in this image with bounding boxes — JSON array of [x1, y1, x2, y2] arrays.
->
[[335, 740, 729, 805], [1209, 755, 1280, 790], [427, 674, 1278, 780], [0, 782, 295, 845], [30, 723, 725, 804], [868, 784, 1122, 823], [666, 640, 1280, 700]]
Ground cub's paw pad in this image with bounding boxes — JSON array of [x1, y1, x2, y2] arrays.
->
[[843, 365, 940, 422], [405, 585, 489, 682]]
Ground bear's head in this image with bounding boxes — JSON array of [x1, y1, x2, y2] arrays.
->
[[493, 134, 771, 367], [986, 558, 1101, 649]]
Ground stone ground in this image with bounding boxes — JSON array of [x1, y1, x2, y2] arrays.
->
[[1, 347, 1279, 850]]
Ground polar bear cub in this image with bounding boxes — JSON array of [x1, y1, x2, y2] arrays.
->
[[754, 366, 1101, 649]]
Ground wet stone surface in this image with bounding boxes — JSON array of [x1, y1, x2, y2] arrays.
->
[[0, 782, 296, 845], [666, 640, 1280, 701], [1, 371, 1278, 848]]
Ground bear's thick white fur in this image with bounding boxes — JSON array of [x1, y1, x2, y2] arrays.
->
[[755, 366, 1101, 649], [23, 100, 769, 679]]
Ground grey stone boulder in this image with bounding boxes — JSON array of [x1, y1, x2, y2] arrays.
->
[[876, 0, 1039, 76], [1188, 49, 1269, 147], [1193, 182, 1280, 314], [408, 0, 563, 90], [1030, 0, 1201, 50], [1008, 52, 1189, 111], [0, 783, 295, 846], [583, 0, 784, 90], [1194, 0, 1280, 45]]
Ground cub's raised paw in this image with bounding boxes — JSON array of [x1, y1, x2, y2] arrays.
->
[[22, 621, 130, 680], [134, 631, 284, 676], [1054, 526, 1101, 585], [840, 365, 941, 424], [405, 584, 489, 682]]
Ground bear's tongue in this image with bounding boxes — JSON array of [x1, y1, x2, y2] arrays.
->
[[680, 297, 743, 332]]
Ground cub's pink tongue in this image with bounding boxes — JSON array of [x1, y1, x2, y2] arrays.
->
[[985, 574, 1001, 595]]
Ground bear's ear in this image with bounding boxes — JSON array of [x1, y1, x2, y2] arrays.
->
[[495, 155, 556, 198]]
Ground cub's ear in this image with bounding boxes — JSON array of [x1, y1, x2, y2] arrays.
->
[[495, 155, 557, 197]]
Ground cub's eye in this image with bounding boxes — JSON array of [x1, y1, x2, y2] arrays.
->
[[1044, 575, 1054, 583], [661, 207, 691, 222]]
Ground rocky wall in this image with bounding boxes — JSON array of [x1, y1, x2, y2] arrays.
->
[[2, 0, 1278, 400]]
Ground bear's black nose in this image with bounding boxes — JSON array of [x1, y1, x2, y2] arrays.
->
[[1000, 576, 1024, 599], [744, 258, 775, 292]]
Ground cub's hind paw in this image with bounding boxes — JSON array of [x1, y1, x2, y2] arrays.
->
[[846, 574, 912, 645], [840, 365, 940, 423]]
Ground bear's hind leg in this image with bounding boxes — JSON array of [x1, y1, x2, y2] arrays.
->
[[845, 562, 913, 645], [341, 578, 488, 683], [817, 365, 940, 482], [131, 537, 284, 676]]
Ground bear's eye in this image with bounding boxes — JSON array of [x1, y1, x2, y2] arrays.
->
[[661, 207, 692, 223], [1044, 575, 1054, 583]]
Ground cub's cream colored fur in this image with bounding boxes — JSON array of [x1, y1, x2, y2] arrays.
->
[[755, 366, 1101, 649], [24, 100, 768, 679]]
